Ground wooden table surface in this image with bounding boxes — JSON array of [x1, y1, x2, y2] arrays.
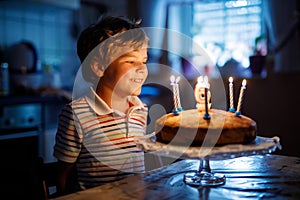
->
[[54, 154, 300, 200]]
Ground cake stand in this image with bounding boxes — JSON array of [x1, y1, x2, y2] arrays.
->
[[135, 134, 281, 187]]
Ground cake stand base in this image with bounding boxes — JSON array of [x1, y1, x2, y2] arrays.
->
[[183, 159, 226, 187]]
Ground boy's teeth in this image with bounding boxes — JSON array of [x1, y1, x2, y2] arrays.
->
[[133, 79, 142, 83]]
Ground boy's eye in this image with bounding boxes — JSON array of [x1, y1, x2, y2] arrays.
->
[[124, 60, 147, 65], [125, 61, 135, 64]]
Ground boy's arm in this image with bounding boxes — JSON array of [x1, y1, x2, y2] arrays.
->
[[56, 160, 77, 196]]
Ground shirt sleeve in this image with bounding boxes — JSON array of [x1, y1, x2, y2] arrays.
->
[[53, 103, 83, 163]]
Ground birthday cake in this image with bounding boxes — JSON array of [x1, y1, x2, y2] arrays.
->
[[154, 75, 257, 146], [155, 108, 257, 146]]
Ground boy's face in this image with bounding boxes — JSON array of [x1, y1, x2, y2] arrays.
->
[[102, 48, 148, 97]]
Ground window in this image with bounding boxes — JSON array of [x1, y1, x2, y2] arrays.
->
[[192, 0, 264, 69]]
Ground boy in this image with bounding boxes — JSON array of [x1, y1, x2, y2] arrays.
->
[[53, 15, 149, 196]]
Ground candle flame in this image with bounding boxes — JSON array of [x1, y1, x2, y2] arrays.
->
[[229, 76, 233, 83], [197, 76, 203, 83], [242, 79, 247, 86], [170, 75, 175, 83], [204, 75, 208, 84], [197, 75, 210, 88]]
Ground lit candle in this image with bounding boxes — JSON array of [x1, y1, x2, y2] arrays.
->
[[194, 75, 211, 112], [228, 77, 235, 112], [175, 76, 182, 112], [170, 75, 181, 115], [203, 76, 210, 119], [235, 79, 247, 116]]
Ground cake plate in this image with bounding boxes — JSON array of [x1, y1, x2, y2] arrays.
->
[[135, 134, 281, 187]]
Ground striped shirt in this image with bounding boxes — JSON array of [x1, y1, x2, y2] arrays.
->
[[53, 87, 148, 190]]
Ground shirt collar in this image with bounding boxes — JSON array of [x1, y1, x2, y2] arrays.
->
[[85, 87, 146, 116]]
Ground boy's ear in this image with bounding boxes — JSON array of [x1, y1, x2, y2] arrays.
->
[[90, 58, 104, 77]]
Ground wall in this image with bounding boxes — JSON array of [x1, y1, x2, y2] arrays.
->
[[243, 71, 300, 157], [0, 1, 80, 89]]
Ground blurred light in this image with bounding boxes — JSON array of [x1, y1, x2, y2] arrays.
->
[[226, 0, 248, 8]]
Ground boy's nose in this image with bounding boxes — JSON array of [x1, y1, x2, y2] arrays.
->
[[136, 64, 147, 73]]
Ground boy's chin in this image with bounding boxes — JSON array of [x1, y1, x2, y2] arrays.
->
[[132, 88, 142, 96]]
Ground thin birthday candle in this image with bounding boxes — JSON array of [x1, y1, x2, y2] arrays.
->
[[229, 77, 235, 112], [235, 79, 247, 116], [175, 76, 182, 112], [203, 76, 210, 119], [170, 75, 179, 115]]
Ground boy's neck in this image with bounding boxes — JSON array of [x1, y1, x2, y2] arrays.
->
[[96, 86, 130, 114]]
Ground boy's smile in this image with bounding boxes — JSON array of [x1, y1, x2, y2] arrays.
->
[[131, 78, 143, 83]]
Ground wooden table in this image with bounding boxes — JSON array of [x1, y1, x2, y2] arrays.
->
[[54, 154, 300, 200]]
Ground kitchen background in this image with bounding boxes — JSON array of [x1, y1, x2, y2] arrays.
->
[[0, 0, 299, 172]]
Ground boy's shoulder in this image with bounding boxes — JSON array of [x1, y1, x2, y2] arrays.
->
[[70, 97, 87, 104], [64, 97, 88, 110]]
